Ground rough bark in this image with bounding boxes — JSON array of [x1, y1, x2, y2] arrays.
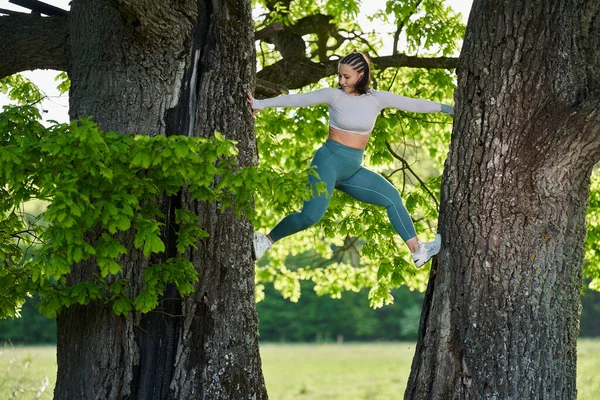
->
[[51, 0, 265, 399], [0, 13, 69, 77], [405, 1, 600, 399], [170, 0, 265, 397]]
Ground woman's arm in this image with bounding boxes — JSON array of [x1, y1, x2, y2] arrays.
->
[[249, 88, 338, 111], [374, 90, 454, 116]]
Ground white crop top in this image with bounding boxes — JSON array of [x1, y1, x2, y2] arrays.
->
[[252, 88, 452, 135]]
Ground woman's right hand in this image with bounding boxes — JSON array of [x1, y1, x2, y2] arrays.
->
[[247, 92, 260, 117]]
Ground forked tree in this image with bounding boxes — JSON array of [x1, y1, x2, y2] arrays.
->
[[406, 0, 600, 398]]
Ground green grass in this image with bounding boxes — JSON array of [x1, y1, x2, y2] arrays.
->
[[577, 339, 600, 400], [0, 341, 598, 399], [261, 342, 413, 400], [0, 345, 55, 399]]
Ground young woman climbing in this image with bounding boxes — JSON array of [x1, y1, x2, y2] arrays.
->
[[249, 52, 454, 268]]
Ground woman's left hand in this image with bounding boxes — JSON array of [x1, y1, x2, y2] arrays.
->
[[247, 92, 260, 117]]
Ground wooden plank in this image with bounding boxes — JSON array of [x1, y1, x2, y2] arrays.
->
[[9, 0, 68, 16], [0, 7, 29, 15]]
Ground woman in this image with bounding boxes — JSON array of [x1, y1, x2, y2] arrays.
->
[[249, 52, 454, 268]]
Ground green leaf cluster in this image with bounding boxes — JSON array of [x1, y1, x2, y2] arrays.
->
[[250, 0, 600, 306], [54, 72, 70, 95], [585, 169, 600, 290], [0, 76, 256, 318], [383, 0, 465, 56], [0, 75, 44, 104]]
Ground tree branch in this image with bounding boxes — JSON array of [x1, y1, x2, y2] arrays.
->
[[0, 13, 69, 79], [9, 0, 68, 16], [255, 22, 284, 41], [254, 9, 458, 96], [255, 78, 289, 98], [256, 57, 337, 93], [385, 141, 440, 210], [0, 8, 27, 16], [373, 54, 458, 71], [259, 14, 345, 63], [255, 54, 458, 95], [392, 0, 422, 55]]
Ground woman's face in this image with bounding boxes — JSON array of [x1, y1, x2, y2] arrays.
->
[[338, 64, 363, 95]]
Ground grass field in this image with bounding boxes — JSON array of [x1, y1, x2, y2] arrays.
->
[[0, 340, 599, 399]]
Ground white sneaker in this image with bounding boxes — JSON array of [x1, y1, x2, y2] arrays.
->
[[253, 232, 272, 259], [411, 234, 441, 268]]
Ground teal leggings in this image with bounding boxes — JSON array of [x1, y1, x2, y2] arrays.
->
[[269, 140, 417, 242]]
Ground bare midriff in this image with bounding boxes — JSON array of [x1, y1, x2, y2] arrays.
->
[[327, 126, 371, 150]]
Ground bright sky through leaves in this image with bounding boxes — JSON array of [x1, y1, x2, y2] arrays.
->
[[0, 0, 472, 124]]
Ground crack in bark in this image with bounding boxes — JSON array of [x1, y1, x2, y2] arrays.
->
[[108, 0, 197, 44]]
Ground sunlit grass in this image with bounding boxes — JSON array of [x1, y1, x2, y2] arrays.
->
[[262, 340, 600, 399], [0, 341, 598, 399], [261, 342, 413, 400], [0, 345, 55, 399], [577, 339, 600, 400]]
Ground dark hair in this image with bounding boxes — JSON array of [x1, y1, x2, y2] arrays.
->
[[338, 52, 371, 95]]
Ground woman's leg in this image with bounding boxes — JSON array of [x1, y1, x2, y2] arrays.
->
[[268, 148, 337, 242], [337, 167, 441, 267], [337, 167, 417, 244]]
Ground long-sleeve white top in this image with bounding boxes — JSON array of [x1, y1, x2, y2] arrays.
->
[[253, 88, 453, 135]]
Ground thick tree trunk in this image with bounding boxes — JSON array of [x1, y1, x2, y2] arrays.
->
[[55, 0, 266, 399], [405, 1, 600, 399]]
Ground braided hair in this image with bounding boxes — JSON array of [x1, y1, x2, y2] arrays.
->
[[338, 52, 371, 95]]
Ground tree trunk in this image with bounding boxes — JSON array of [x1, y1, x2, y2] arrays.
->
[[54, 1, 266, 399], [405, 1, 600, 399]]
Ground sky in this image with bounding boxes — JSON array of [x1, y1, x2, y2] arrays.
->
[[0, 0, 472, 123]]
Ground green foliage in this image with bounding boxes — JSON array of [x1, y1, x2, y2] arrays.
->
[[581, 280, 600, 336], [0, 298, 56, 344], [54, 72, 70, 95], [4, 0, 596, 329], [252, 0, 598, 307], [0, 75, 265, 319], [257, 277, 425, 342], [0, 75, 44, 104], [253, 0, 361, 24], [252, 75, 456, 306], [2, 282, 600, 345], [382, 0, 465, 56], [585, 170, 600, 290], [290, 0, 360, 22], [248, 0, 468, 305]]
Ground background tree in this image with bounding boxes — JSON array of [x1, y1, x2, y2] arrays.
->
[[1, 0, 267, 398], [405, 0, 600, 398]]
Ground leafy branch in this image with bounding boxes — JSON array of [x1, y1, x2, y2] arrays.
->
[[0, 99, 258, 319], [385, 141, 440, 210]]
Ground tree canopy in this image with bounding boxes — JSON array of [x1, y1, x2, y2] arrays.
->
[[1, 0, 599, 323]]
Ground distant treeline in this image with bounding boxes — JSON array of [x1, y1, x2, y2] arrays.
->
[[2, 281, 599, 344]]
